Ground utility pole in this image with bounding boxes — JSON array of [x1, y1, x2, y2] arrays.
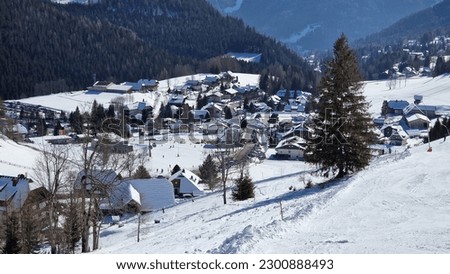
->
[[221, 151, 226, 205], [137, 213, 141, 242]]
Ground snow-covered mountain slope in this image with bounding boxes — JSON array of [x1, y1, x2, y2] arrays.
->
[[14, 73, 259, 113], [93, 137, 450, 254], [208, 0, 438, 52], [364, 75, 450, 116], [0, 135, 39, 177]]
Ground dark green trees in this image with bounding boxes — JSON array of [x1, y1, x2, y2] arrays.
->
[[133, 165, 151, 179], [232, 175, 255, 201], [306, 34, 376, 179], [198, 154, 219, 190], [2, 214, 21, 254]]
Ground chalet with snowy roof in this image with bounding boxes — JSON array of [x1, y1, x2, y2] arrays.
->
[[203, 75, 220, 86], [127, 178, 175, 212], [0, 175, 30, 216], [201, 103, 223, 118], [224, 88, 239, 99], [87, 81, 133, 94], [381, 124, 409, 146], [387, 100, 409, 115], [123, 79, 159, 92], [87, 81, 112, 92], [167, 95, 187, 107], [234, 84, 258, 94], [100, 183, 141, 215], [219, 71, 238, 83], [202, 121, 227, 135], [189, 110, 211, 122], [276, 89, 302, 99], [275, 136, 307, 160], [406, 113, 430, 130], [100, 178, 175, 214], [403, 103, 436, 119], [185, 80, 203, 91], [74, 169, 119, 196], [206, 91, 224, 103], [280, 123, 311, 140], [169, 169, 204, 197]]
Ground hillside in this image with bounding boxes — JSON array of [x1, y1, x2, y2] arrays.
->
[[364, 75, 450, 116], [361, 0, 450, 45], [92, 135, 450, 253], [1, 0, 312, 100], [0, 0, 182, 100], [63, 0, 304, 65], [207, 0, 439, 52], [1, 75, 450, 254], [0, 135, 39, 177]]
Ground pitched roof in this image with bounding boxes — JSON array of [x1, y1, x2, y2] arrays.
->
[[127, 179, 175, 212], [275, 136, 307, 150], [74, 169, 118, 191], [403, 103, 437, 116], [388, 100, 409, 110], [0, 176, 30, 211], [100, 182, 141, 210], [406, 113, 430, 123], [169, 169, 204, 195]]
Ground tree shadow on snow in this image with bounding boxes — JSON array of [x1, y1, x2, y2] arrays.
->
[[208, 176, 350, 222]]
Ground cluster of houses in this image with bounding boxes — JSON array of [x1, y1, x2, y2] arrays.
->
[[0, 167, 205, 222], [376, 95, 450, 146]]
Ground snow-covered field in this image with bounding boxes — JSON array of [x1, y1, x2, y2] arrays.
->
[[15, 73, 260, 114]]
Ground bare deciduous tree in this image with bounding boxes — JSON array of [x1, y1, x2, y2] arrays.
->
[[33, 143, 74, 254], [213, 146, 250, 204]]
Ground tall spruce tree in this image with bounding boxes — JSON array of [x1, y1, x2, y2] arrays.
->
[[198, 154, 219, 190], [306, 34, 376, 179], [134, 165, 151, 179]]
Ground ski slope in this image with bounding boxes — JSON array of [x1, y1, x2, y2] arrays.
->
[[364, 75, 450, 116]]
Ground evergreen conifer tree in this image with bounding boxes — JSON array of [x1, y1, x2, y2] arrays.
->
[[69, 107, 83, 134], [224, 106, 233, 119], [198, 154, 219, 190], [63, 194, 81, 254], [232, 175, 255, 201], [171, 164, 181, 175], [381, 100, 389, 116], [305, 34, 376, 179], [2, 214, 21, 254], [134, 165, 151, 179]]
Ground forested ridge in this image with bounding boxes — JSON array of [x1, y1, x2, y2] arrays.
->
[[0, 0, 315, 100]]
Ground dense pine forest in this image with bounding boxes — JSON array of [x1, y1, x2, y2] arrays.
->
[[0, 0, 316, 100]]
